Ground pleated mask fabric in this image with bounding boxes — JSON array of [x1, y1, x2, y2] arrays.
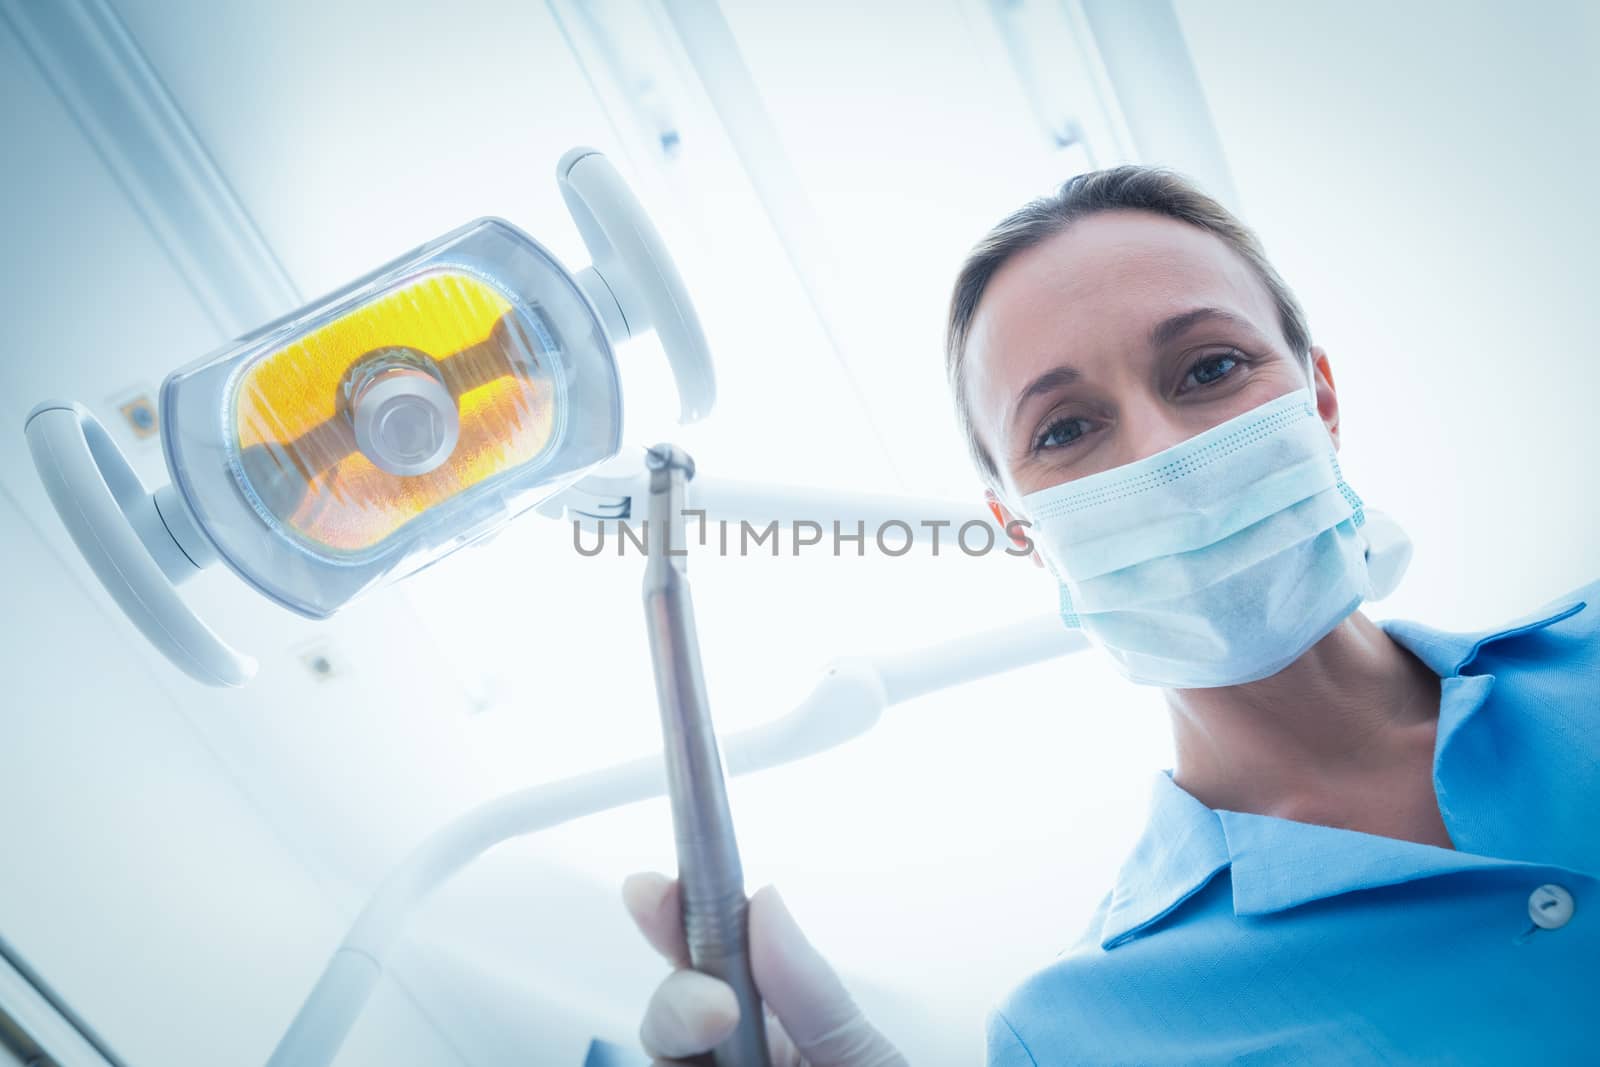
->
[[1022, 388, 1381, 688]]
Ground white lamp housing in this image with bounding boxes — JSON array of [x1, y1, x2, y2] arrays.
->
[[24, 147, 715, 686]]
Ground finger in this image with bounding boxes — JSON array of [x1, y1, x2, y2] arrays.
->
[[639, 968, 741, 1061], [763, 1003, 811, 1067], [660, 1001, 808, 1067], [747, 886, 908, 1067], [622, 871, 691, 967]]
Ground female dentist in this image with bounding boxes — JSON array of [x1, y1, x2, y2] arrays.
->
[[620, 166, 1600, 1065]]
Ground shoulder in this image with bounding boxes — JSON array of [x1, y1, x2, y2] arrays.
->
[[984, 879, 1234, 1066], [1551, 577, 1599, 635], [1472, 577, 1600, 673], [984, 891, 1110, 1066], [989, 852, 1344, 1064], [985, 919, 1186, 1067], [984, 1005, 1040, 1067], [1525, 577, 1599, 636], [1386, 577, 1600, 682]]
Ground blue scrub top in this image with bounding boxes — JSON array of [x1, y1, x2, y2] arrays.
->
[[987, 579, 1599, 1066]]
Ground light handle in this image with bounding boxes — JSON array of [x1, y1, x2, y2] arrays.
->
[[23, 401, 255, 687], [557, 146, 716, 423]]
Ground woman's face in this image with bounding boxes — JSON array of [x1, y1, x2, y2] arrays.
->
[[964, 210, 1340, 531]]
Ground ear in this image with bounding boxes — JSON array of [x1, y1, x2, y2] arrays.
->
[[985, 488, 1045, 569], [1309, 345, 1341, 450]]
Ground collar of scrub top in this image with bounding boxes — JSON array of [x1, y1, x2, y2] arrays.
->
[[1096, 588, 1592, 951]]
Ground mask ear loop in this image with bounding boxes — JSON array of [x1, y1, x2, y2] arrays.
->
[[1359, 509, 1413, 600]]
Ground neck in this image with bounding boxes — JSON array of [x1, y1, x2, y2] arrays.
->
[[1166, 612, 1444, 829]]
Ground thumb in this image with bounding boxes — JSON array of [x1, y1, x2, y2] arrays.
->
[[747, 886, 907, 1067]]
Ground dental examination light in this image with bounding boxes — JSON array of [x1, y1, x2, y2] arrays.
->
[[24, 147, 713, 687], [265, 611, 1090, 1067]]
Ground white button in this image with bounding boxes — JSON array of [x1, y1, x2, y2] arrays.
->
[[1528, 884, 1575, 930]]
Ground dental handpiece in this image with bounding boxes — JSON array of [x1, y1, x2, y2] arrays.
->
[[641, 444, 772, 1067]]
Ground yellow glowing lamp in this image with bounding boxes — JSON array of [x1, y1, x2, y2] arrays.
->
[[25, 148, 714, 685], [231, 269, 561, 554]]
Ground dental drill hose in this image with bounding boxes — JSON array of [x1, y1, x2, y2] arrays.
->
[[642, 444, 772, 1067]]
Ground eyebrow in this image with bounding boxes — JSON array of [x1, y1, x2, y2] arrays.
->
[[1007, 365, 1081, 435], [1147, 305, 1255, 350], [1006, 306, 1256, 438]]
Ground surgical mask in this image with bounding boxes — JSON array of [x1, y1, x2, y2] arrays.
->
[[1021, 388, 1409, 689]]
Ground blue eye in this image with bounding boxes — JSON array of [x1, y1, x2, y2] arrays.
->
[[1183, 350, 1244, 390], [1035, 415, 1092, 452]]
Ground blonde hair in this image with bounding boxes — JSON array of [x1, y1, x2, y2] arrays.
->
[[944, 166, 1311, 485]]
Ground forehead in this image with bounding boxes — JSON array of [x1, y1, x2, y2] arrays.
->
[[965, 209, 1282, 400]]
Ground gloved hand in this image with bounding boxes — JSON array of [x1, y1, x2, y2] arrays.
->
[[622, 872, 908, 1067]]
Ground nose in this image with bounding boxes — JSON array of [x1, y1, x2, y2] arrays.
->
[[1119, 398, 1193, 466]]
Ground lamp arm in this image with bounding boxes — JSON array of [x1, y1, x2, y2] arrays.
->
[[871, 612, 1089, 705], [686, 476, 997, 542], [263, 612, 1084, 1067], [264, 755, 666, 1067]]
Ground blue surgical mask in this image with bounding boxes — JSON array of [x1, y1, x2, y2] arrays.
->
[[1021, 388, 1407, 688]]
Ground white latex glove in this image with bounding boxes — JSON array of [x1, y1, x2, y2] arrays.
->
[[622, 872, 909, 1067]]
